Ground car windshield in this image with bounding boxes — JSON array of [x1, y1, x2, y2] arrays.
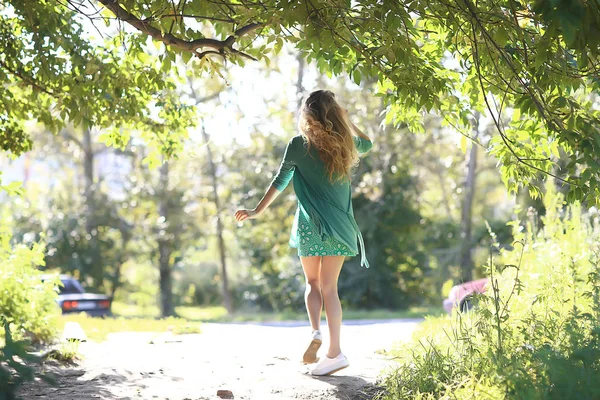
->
[[59, 279, 85, 294]]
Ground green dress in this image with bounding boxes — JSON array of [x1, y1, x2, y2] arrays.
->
[[271, 135, 373, 267]]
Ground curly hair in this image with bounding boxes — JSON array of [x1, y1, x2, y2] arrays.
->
[[298, 90, 358, 183]]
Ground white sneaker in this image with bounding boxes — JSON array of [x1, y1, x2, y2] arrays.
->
[[310, 352, 349, 376], [302, 330, 322, 364]]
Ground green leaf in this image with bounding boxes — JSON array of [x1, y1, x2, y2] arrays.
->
[[353, 69, 362, 85], [181, 51, 193, 64], [1, 181, 23, 195], [495, 27, 509, 47], [274, 38, 284, 54]]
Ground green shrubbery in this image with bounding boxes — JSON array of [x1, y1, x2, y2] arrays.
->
[[0, 222, 60, 343], [381, 183, 600, 399], [0, 210, 60, 398]]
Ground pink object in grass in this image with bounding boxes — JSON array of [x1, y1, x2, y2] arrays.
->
[[442, 278, 489, 313]]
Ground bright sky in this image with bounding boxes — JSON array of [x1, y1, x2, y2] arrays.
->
[[197, 51, 325, 147]]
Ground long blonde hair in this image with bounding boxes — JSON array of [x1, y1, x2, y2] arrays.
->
[[298, 90, 358, 183]]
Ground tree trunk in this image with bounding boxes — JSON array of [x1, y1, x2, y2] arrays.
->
[[158, 161, 174, 317], [82, 129, 95, 234], [81, 128, 102, 284], [186, 82, 231, 314], [458, 117, 479, 282], [201, 125, 233, 314], [296, 53, 305, 110], [109, 260, 123, 300], [109, 235, 129, 300], [435, 166, 453, 218]]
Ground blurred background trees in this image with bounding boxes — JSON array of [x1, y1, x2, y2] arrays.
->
[[2, 46, 520, 316], [4, 0, 598, 319]]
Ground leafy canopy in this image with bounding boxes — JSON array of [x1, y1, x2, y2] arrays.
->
[[3, 0, 600, 202], [1, 0, 195, 162]]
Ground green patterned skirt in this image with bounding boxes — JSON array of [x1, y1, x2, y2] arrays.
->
[[297, 209, 357, 258]]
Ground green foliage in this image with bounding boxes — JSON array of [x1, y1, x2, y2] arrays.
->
[[173, 261, 224, 307], [8, 175, 127, 292], [2, 0, 600, 202], [380, 181, 600, 399], [47, 0, 600, 203], [231, 135, 303, 311], [0, 213, 59, 343], [0, 185, 59, 400], [1, 1, 196, 163], [0, 321, 54, 400], [0, 176, 24, 196], [346, 164, 427, 308], [44, 340, 80, 363]]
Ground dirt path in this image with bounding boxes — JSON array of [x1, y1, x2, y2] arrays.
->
[[19, 319, 420, 400]]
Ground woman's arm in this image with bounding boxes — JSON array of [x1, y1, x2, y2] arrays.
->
[[344, 108, 372, 141], [348, 117, 373, 154], [234, 138, 296, 222], [234, 185, 281, 222], [350, 121, 372, 142]]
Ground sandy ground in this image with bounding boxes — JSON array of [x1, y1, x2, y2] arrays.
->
[[18, 319, 420, 400]]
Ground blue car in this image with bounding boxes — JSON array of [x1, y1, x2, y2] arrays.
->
[[42, 274, 112, 317]]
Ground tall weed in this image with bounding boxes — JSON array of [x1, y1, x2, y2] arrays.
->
[[381, 182, 600, 399]]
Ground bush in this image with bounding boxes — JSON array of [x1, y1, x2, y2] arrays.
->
[[380, 182, 600, 399], [0, 222, 60, 343], [0, 322, 55, 400], [0, 207, 60, 399]]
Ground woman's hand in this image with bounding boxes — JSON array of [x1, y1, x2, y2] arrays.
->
[[235, 186, 280, 223], [234, 208, 260, 222]]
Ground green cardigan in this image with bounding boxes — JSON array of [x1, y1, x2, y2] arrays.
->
[[271, 135, 373, 268]]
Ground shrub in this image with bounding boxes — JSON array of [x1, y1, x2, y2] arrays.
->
[[0, 220, 60, 343], [0, 207, 60, 399], [380, 182, 600, 399], [0, 322, 55, 400]]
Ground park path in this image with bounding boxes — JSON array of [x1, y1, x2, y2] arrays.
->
[[19, 319, 420, 400]]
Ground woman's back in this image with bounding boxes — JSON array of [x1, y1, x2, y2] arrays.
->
[[286, 135, 352, 209], [272, 134, 372, 205]]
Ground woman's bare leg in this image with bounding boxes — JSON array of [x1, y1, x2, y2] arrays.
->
[[300, 256, 322, 331], [320, 256, 345, 358]]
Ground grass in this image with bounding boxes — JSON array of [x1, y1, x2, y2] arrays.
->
[[57, 313, 202, 342], [43, 340, 80, 362], [57, 302, 443, 342], [378, 184, 600, 399], [113, 301, 444, 322]]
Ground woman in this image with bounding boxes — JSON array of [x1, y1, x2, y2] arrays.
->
[[234, 89, 372, 376]]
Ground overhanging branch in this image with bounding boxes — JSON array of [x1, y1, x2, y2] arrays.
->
[[97, 0, 261, 60]]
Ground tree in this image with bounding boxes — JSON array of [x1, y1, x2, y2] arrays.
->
[[185, 79, 234, 315], [63, 1, 600, 202], [1, 1, 195, 162], [199, 123, 233, 314], [458, 116, 480, 282], [5, 126, 136, 292], [5, 1, 600, 203]]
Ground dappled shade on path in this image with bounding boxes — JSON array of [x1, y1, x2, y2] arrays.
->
[[18, 320, 419, 399]]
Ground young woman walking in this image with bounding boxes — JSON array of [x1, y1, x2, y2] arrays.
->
[[234, 89, 372, 376]]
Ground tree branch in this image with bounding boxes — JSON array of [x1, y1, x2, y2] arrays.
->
[[0, 59, 56, 96], [97, 0, 261, 59], [159, 14, 235, 23], [195, 91, 221, 103], [61, 130, 84, 149], [470, 21, 578, 187]]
